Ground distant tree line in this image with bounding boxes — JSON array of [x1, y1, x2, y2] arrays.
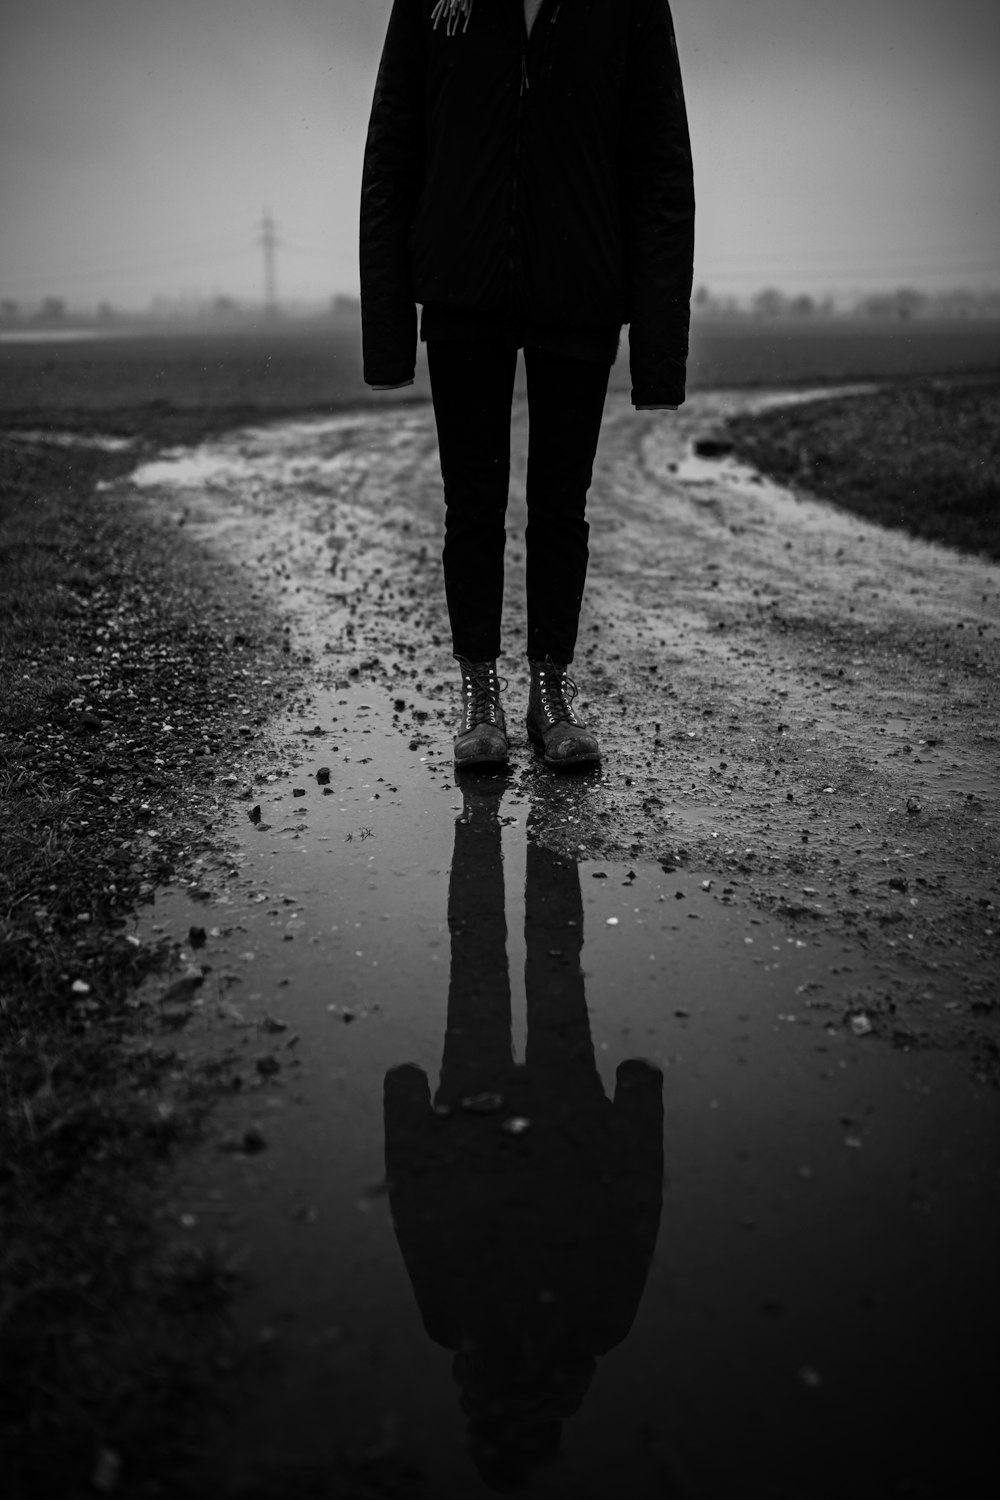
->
[[693, 284, 1000, 321], [2, 285, 998, 329], [0, 293, 357, 328]]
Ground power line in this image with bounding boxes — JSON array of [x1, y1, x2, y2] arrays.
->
[[1, 245, 253, 292]]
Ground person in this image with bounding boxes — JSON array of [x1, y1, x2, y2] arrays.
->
[[360, 0, 694, 770]]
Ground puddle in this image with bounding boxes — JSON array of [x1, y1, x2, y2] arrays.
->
[[139, 686, 1000, 1497]]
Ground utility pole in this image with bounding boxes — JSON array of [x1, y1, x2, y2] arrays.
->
[[257, 209, 279, 317]]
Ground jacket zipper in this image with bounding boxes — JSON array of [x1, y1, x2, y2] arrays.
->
[[508, 2, 561, 320]]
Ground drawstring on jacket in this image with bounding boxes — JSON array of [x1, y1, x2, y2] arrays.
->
[[432, 2, 564, 99], [431, 0, 474, 34], [431, 2, 564, 44]]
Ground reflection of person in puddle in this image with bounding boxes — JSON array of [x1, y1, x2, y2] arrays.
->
[[384, 783, 663, 1490]]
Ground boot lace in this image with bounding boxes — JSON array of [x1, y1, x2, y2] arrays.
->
[[458, 659, 505, 732], [536, 659, 582, 726]]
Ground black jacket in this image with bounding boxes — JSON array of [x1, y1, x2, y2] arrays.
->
[[360, 0, 695, 407]]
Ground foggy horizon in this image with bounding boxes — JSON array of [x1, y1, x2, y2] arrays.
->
[[2, 0, 998, 313]]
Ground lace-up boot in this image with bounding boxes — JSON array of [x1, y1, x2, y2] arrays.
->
[[526, 657, 601, 767], [454, 657, 508, 768]]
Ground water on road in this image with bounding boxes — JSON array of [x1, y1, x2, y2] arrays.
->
[[140, 683, 999, 1500]]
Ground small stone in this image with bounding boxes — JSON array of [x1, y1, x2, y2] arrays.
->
[[249, 804, 262, 823], [694, 437, 733, 459], [502, 1116, 532, 1135], [242, 1125, 267, 1153], [317, 767, 331, 784], [293, 788, 306, 798], [71, 979, 91, 995], [849, 1014, 873, 1037], [161, 968, 204, 1005], [256, 1055, 281, 1076], [188, 925, 207, 948], [606, 917, 619, 926], [906, 797, 922, 815], [159, 1002, 192, 1029]]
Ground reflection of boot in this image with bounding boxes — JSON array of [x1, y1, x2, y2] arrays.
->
[[457, 774, 509, 825], [454, 657, 509, 769], [526, 658, 600, 767]]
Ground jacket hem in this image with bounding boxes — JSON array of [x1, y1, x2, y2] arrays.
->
[[420, 302, 621, 366]]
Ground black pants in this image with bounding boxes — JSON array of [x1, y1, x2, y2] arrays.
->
[[427, 339, 612, 665]]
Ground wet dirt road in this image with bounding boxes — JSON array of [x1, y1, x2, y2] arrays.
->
[[121, 385, 1000, 1498]]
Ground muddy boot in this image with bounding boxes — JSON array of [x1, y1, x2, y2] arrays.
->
[[454, 657, 508, 769], [526, 657, 601, 768]]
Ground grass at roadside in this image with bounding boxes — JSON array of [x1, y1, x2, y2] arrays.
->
[[722, 377, 1000, 560], [0, 428, 307, 1496]]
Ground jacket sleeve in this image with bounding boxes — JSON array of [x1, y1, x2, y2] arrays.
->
[[620, 0, 695, 409], [360, 0, 426, 388]]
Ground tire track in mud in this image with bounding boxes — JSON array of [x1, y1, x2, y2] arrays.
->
[[127, 389, 1000, 1073]]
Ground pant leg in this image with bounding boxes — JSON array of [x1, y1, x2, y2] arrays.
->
[[427, 339, 518, 662], [522, 347, 612, 665]]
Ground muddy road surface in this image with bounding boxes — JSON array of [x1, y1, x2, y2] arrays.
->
[[117, 386, 999, 1499]]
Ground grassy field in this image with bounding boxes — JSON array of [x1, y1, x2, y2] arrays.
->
[[723, 377, 1000, 560], [2, 314, 998, 429], [685, 314, 1000, 391]]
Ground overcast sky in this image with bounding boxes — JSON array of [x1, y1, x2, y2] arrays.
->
[[1, 0, 998, 309]]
